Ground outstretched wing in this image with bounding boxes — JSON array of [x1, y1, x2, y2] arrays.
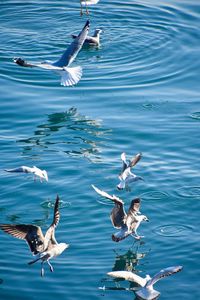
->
[[119, 152, 128, 177], [127, 198, 141, 214], [92, 185, 124, 205], [53, 20, 90, 67], [0, 224, 44, 255], [129, 153, 142, 168], [146, 266, 183, 288], [44, 195, 60, 246], [107, 271, 147, 287], [92, 185, 126, 228]]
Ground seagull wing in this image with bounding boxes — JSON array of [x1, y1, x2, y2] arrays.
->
[[119, 152, 128, 177], [92, 185, 124, 205], [129, 153, 142, 168], [53, 20, 90, 67], [146, 266, 183, 288], [127, 198, 141, 214], [4, 166, 34, 173], [44, 195, 60, 247], [0, 224, 44, 255], [92, 185, 125, 228], [107, 271, 147, 287]]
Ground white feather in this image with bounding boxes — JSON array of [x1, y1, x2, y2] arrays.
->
[[59, 66, 82, 87]]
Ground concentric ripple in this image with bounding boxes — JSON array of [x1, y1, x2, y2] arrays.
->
[[189, 112, 200, 120], [153, 224, 193, 237], [41, 199, 71, 209], [175, 186, 200, 198], [140, 190, 170, 202]]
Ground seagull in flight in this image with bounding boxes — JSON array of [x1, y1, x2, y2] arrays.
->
[[4, 165, 48, 182], [107, 265, 183, 300], [0, 195, 69, 276], [92, 185, 148, 242], [117, 152, 143, 191], [13, 20, 90, 87], [80, 0, 100, 15], [72, 28, 102, 46]]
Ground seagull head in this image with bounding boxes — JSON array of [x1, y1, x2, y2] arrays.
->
[[136, 214, 149, 223], [94, 28, 103, 36], [33, 166, 48, 182]]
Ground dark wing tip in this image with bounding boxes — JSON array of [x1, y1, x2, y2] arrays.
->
[[133, 198, 140, 204], [129, 198, 141, 213], [53, 195, 60, 227], [85, 20, 90, 27]]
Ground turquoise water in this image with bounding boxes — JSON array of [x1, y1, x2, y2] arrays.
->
[[0, 0, 200, 299]]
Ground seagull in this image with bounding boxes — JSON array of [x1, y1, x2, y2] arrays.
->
[[4, 165, 48, 182], [13, 20, 90, 87], [107, 266, 183, 300], [72, 28, 102, 46], [0, 195, 69, 276], [80, 0, 100, 15], [117, 152, 143, 191], [92, 185, 149, 242]]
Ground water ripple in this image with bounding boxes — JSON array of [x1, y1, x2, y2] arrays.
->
[[16, 107, 110, 162], [175, 186, 200, 198], [189, 112, 200, 120], [140, 190, 170, 202], [153, 224, 193, 237]]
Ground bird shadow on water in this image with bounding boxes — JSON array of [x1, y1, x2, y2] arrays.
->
[[17, 107, 111, 163]]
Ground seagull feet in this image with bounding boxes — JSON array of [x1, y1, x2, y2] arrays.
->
[[47, 261, 54, 272], [134, 235, 144, 240], [49, 264, 54, 272]]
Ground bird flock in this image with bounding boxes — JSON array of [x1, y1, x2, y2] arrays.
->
[[0, 1, 183, 299]]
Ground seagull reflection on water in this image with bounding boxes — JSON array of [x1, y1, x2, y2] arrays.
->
[[100, 242, 149, 293], [17, 107, 110, 162]]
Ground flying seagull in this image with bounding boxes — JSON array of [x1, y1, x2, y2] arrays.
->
[[80, 0, 100, 15], [72, 28, 102, 46], [117, 152, 143, 191], [92, 185, 148, 242], [107, 266, 183, 300], [0, 195, 69, 276], [4, 165, 48, 182], [13, 20, 90, 87]]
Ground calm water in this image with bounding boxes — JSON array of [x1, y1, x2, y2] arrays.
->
[[0, 0, 200, 299]]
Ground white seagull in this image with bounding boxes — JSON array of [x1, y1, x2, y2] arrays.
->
[[72, 28, 102, 46], [80, 0, 100, 15], [92, 185, 148, 242], [107, 265, 183, 300], [4, 165, 48, 182], [13, 20, 90, 87], [0, 195, 69, 276], [117, 152, 143, 191]]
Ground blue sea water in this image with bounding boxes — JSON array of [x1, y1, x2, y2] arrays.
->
[[0, 0, 200, 299]]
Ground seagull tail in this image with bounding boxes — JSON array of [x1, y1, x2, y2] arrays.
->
[[60, 66, 82, 87]]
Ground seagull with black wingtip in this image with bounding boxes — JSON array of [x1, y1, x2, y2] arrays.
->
[[4, 165, 48, 182], [117, 152, 143, 191], [92, 185, 149, 242], [107, 265, 183, 300], [13, 20, 90, 87], [0, 195, 69, 276]]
